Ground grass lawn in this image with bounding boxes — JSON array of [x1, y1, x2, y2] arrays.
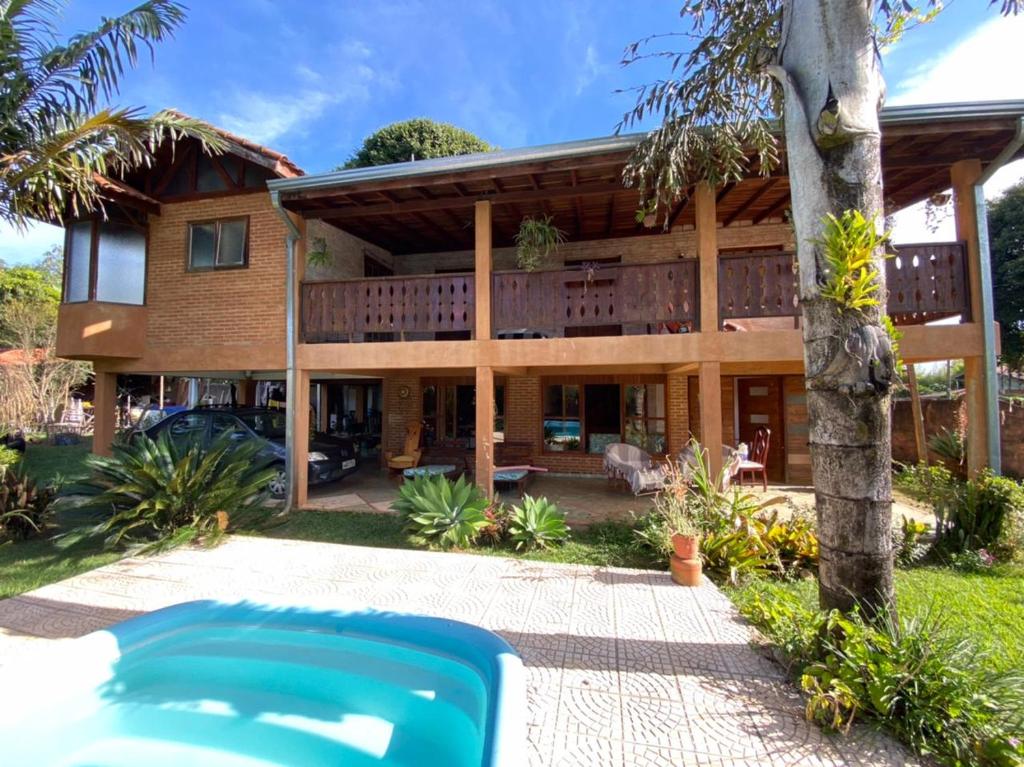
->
[[0, 440, 119, 600], [731, 565, 1024, 675], [244, 509, 657, 570]]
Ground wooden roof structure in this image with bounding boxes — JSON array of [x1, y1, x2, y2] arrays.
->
[[272, 101, 1024, 255]]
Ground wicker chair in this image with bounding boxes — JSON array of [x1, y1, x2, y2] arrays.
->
[[385, 422, 423, 472]]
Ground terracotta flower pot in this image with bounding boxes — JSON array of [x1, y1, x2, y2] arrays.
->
[[671, 533, 699, 560], [215, 511, 230, 532], [670, 554, 703, 587]]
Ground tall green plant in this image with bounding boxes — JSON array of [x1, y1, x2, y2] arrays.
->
[[0, 468, 55, 541], [815, 210, 890, 314], [75, 432, 276, 552], [1, 0, 225, 226], [391, 474, 489, 548], [514, 215, 565, 271], [508, 495, 569, 550]]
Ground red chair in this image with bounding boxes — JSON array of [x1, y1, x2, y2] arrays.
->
[[738, 427, 770, 490]]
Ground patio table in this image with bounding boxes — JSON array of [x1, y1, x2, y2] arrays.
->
[[401, 464, 461, 480]]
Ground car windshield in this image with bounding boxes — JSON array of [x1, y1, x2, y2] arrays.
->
[[239, 411, 287, 439]]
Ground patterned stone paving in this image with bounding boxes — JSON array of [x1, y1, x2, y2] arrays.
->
[[0, 537, 918, 766]]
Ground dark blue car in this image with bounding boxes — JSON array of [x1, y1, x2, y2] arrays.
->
[[141, 407, 358, 497]]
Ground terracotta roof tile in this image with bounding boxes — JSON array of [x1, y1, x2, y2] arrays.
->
[[163, 109, 304, 177]]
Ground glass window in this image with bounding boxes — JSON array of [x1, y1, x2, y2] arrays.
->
[[189, 223, 216, 269], [543, 384, 581, 452], [211, 414, 244, 438], [95, 223, 146, 304], [188, 219, 248, 270], [494, 383, 505, 442], [624, 384, 667, 453], [240, 411, 286, 439], [65, 221, 92, 302], [167, 413, 209, 450]]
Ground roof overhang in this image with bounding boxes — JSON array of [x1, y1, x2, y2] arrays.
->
[[270, 100, 1024, 255]]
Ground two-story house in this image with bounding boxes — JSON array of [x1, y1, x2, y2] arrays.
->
[[56, 100, 1023, 507]]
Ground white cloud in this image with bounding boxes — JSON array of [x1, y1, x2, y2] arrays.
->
[[0, 220, 63, 266], [575, 43, 604, 95], [888, 14, 1024, 106], [887, 14, 1024, 244]]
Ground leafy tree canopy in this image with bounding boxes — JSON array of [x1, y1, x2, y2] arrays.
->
[[990, 179, 1024, 369], [0, 247, 61, 342], [340, 119, 493, 170]]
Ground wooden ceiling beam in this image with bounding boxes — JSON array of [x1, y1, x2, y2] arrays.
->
[[667, 191, 693, 229], [312, 181, 630, 221], [723, 177, 781, 227], [751, 192, 791, 225]]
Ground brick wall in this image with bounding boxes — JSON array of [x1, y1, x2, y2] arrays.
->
[[687, 375, 735, 444], [666, 374, 690, 455], [146, 192, 288, 358], [304, 220, 393, 281], [891, 395, 1022, 478], [382, 375, 421, 455], [390, 222, 795, 274]]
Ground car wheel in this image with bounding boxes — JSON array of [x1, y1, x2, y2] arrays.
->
[[268, 466, 288, 499]]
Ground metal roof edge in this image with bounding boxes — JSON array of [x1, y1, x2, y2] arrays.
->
[[269, 100, 1024, 195]]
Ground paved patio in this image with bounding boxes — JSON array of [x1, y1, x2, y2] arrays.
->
[[0, 536, 916, 765]]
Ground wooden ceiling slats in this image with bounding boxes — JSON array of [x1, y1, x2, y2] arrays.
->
[[282, 120, 1021, 255]]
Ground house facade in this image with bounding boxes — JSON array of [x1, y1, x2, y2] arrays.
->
[[55, 101, 1024, 507]]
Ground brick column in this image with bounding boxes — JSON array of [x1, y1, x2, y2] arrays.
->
[[475, 366, 495, 495], [951, 158, 990, 475], [92, 371, 118, 456]]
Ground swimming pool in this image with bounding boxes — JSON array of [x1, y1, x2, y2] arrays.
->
[[0, 600, 526, 766]]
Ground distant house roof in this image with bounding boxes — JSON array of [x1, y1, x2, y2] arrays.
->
[[0, 348, 47, 366]]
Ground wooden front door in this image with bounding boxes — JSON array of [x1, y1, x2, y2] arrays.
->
[[735, 377, 785, 482]]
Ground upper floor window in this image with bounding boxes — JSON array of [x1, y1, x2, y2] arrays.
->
[[188, 218, 248, 271], [63, 217, 146, 305]]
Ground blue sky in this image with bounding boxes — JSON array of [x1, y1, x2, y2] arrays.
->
[[2, 0, 1022, 263]]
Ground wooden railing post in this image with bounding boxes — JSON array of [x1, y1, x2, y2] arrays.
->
[[475, 200, 492, 340], [696, 182, 718, 333]]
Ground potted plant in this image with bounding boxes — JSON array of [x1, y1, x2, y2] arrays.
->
[[653, 461, 703, 586], [664, 508, 700, 560], [515, 215, 565, 271]]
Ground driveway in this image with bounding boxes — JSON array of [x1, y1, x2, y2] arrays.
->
[[0, 537, 917, 766]]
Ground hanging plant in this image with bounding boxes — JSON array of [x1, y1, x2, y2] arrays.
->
[[306, 236, 332, 268], [515, 215, 565, 271]]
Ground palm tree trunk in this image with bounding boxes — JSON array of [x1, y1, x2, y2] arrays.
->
[[772, 0, 895, 616]]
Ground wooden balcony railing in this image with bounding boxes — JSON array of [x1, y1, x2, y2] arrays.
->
[[301, 272, 475, 343], [717, 242, 970, 326], [299, 242, 970, 343], [492, 260, 699, 337]]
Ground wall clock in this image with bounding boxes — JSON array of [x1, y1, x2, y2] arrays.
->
[[397, 384, 411, 399]]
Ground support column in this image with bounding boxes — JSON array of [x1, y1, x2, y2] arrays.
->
[[293, 369, 311, 508], [92, 371, 118, 457], [475, 365, 495, 496], [696, 181, 719, 333], [475, 200, 492, 341], [906, 364, 928, 465], [699, 362, 723, 480], [951, 159, 991, 475]]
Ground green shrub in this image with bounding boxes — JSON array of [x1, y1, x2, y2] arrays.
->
[[479, 500, 511, 546], [895, 462, 957, 505], [75, 432, 276, 553], [0, 445, 22, 473], [392, 474, 490, 549], [938, 472, 1024, 560], [930, 427, 967, 471], [701, 526, 772, 584], [508, 495, 570, 550], [738, 587, 1024, 767], [631, 509, 672, 561], [893, 515, 930, 567], [0, 469, 55, 542]]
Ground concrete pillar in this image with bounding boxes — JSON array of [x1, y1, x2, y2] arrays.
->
[[951, 159, 991, 475], [92, 371, 118, 457], [696, 181, 719, 333], [475, 366, 495, 495], [475, 200, 492, 341], [293, 369, 310, 508], [699, 361, 723, 480]]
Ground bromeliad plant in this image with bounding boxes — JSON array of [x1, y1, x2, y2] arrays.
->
[[514, 215, 565, 271], [74, 432, 276, 553], [815, 210, 891, 315], [0, 469, 56, 542], [392, 474, 490, 549], [508, 495, 570, 550]]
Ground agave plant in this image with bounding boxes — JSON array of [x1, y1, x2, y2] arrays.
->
[[0, 469, 55, 542], [391, 474, 490, 548], [508, 495, 570, 550], [75, 431, 276, 552]]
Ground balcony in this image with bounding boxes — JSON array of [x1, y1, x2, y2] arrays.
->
[[56, 302, 148, 359], [298, 242, 969, 344]]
